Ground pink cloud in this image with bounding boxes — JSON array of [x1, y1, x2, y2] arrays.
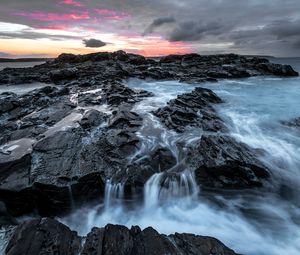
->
[[60, 0, 83, 7], [32, 24, 71, 30], [94, 9, 129, 20], [15, 11, 90, 21]]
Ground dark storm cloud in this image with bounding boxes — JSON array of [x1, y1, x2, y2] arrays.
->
[[168, 21, 224, 41], [268, 19, 300, 39], [83, 38, 106, 48], [143, 17, 176, 35]]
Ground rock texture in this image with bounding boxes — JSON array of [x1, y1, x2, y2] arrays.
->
[[187, 135, 270, 189], [0, 51, 298, 86], [154, 87, 227, 133], [5, 218, 239, 255]]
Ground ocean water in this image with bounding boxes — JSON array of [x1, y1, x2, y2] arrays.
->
[[0, 61, 45, 71], [1, 59, 300, 254]]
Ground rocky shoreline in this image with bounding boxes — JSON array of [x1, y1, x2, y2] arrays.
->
[[0, 51, 298, 254]]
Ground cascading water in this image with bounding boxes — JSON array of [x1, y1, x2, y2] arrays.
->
[[104, 180, 125, 210], [61, 59, 300, 255], [144, 170, 198, 210]]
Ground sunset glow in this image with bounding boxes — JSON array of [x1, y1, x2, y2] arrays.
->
[[0, 0, 192, 58], [1, 0, 299, 58]]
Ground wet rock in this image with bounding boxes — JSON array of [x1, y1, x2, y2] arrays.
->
[[77, 81, 153, 107], [257, 63, 299, 77], [5, 218, 81, 255], [154, 87, 227, 133], [170, 232, 239, 255], [49, 67, 78, 83], [121, 147, 177, 189], [0, 202, 17, 225], [1, 51, 297, 86], [0, 87, 76, 145], [5, 219, 239, 255], [0, 92, 18, 114], [80, 109, 107, 130], [0, 139, 33, 192], [187, 135, 270, 189]]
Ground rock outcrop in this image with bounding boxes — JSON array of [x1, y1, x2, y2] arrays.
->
[[0, 51, 297, 86], [5, 218, 239, 255], [154, 87, 227, 133], [187, 135, 270, 189]]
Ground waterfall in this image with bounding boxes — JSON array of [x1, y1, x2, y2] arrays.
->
[[104, 180, 125, 210], [67, 185, 75, 211], [144, 170, 199, 210]]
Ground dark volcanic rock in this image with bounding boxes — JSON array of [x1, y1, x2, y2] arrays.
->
[[116, 146, 177, 189], [5, 218, 239, 255], [187, 135, 270, 189], [0, 51, 297, 86], [5, 218, 81, 255], [80, 109, 107, 129], [50, 67, 78, 82], [77, 81, 153, 107], [257, 63, 299, 77], [0, 86, 74, 145], [154, 87, 227, 133]]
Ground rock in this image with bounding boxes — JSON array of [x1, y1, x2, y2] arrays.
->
[[0, 92, 18, 114], [154, 87, 227, 133], [5, 219, 239, 255], [120, 147, 177, 189], [187, 135, 270, 189], [257, 63, 299, 77], [0, 139, 34, 192], [0, 202, 17, 225], [0, 86, 75, 145], [80, 109, 107, 130], [5, 218, 81, 255], [50, 67, 78, 82], [1, 51, 297, 85]]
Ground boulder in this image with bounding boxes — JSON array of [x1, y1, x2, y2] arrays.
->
[[5, 218, 81, 255], [187, 135, 270, 189], [154, 87, 227, 133]]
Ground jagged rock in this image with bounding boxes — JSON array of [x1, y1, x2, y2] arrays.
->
[[0, 86, 75, 145], [121, 147, 177, 187], [0, 92, 18, 114], [0, 51, 297, 85], [80, 109, 107, 129], [187, 135, 270, 189], [5, 218, 81, 255], [50, 67, 78, 82], [154, 87, 227, 133], [257, 63, 299, 76], [0, 138, 33, 193], [5, 219, 239, 255]]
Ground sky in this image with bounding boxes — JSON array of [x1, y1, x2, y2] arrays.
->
[[0, 0, 299, 58]]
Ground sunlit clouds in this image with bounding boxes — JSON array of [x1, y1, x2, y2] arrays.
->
[[0, 0, 299, 57]]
